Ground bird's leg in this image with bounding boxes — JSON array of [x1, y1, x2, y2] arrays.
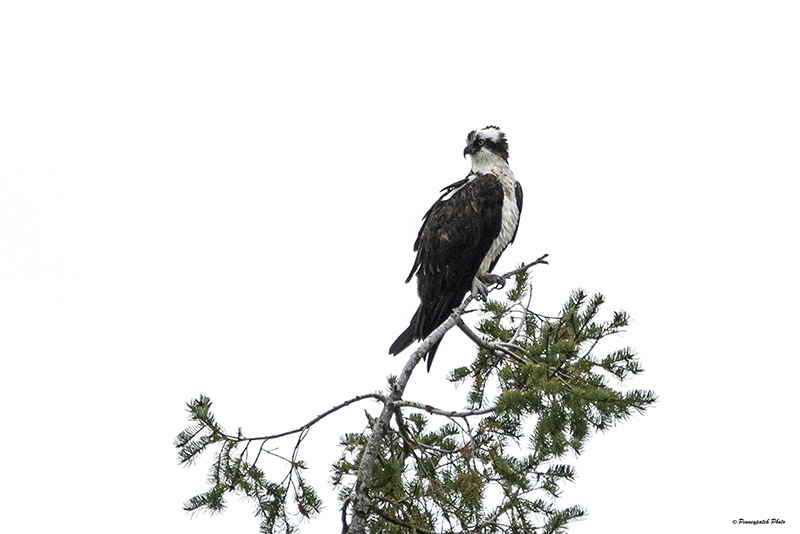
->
[[471, 277, 490, 301], [472, 274, 506, 301], [471, 273, 505, 301]]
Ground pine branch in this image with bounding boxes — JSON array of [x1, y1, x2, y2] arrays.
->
[[224, 393, 387, 443], [177, 253, 659, 534], [176, 392, 387, 532]]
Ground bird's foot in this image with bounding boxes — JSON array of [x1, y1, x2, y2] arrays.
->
[[479, 273, 506, 290], [471, 277, 489, 301], [471, 274, 505, 301]]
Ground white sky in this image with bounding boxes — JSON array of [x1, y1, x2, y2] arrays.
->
[[1, 1, 798, 533]]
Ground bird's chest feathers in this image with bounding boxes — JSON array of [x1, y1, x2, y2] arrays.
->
[[479, 186, 519, 275]]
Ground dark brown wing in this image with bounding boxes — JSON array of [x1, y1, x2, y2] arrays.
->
[[404, 177, 469, 283], [389, 174, 506, 369], [410, 174, 504, 338]]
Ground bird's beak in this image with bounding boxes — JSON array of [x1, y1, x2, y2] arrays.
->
[[463, 144, 477, 158]]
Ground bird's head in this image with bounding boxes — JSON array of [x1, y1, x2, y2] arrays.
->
[[463, 126, 509, 166]]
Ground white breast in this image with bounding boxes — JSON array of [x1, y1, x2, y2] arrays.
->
[[478, 191, 520, 275]]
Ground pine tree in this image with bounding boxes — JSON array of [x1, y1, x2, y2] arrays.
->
[[175, 255, 656, 533]]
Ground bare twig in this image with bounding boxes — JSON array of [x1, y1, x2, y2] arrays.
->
[[394, 400, 496, 419], [341, 495, 354, 534], [223, 393, 386, 443], [501, 254, 549, 279]]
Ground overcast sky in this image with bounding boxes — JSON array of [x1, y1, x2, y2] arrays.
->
[[1, 1, 798, 533]]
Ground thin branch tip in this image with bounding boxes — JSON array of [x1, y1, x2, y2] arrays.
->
[[500, 253, 550, 280]]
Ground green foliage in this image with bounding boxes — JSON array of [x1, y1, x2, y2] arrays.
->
[[175, 396, 322, 533], [329, 272, 656, 533], [176, 264, 656, 533]]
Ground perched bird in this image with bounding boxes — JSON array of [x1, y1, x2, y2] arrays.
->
[[389, 126, 523, 371]]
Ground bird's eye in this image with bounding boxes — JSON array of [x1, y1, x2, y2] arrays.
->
[[477, 139, 485, 146]]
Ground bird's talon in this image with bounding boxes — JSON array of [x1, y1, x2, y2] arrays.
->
[[479, 273, 505, 291]]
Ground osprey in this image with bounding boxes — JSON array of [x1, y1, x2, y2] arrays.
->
[[389, 126, 523, 371]]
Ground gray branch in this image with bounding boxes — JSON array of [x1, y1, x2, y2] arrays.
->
[[224, 393, 386, 443], [347, 297, 473, 533], [456, 319, 527, 365], [394, 400, 496, 419]]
